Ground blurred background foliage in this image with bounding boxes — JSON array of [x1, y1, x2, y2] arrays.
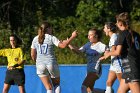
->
[[0, 0, 140, 65]]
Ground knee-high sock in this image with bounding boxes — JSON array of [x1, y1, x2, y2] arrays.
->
[[105, 86, 112, 93], [54, 85, 61, 93], [47, 90, 53, 93]]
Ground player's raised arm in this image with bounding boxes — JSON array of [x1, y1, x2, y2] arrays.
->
[[58, 30, 78, 48]]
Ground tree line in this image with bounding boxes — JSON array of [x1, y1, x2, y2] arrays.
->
[[0, 0, 140, 65]]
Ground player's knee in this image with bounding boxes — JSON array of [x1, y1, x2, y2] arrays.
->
[[51, 78, 60, 86], [2, 86, 10, 93], [117, 87, 125, 93], [3, 89, 9, 93], [106, 80, 113, 86]]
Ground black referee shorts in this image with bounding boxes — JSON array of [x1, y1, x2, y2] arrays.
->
[[4, 69, 25, 86]]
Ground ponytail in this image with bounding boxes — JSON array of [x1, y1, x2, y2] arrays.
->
[[38, 27, 45, 44], [38, 21, 50, 44]]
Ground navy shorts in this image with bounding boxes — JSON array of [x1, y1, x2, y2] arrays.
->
[[4, 69, 25, 86]]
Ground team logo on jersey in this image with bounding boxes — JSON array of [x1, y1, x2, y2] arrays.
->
[[15, 58, 18, 61]]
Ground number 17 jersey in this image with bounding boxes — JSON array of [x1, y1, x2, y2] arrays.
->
[[31, 34, 60, 64]]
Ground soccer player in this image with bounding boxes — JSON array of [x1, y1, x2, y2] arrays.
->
[[0, 34, 26, 93], [100, 12, 140, 93], [31, 21, 77, 93], [68, 28, 107, 93], [101, 22, 122, 93]]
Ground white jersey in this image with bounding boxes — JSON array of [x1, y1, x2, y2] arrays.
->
[[109, 33, 122, 73], [31, 34, 60, 64], [109, 33, 118, 59]]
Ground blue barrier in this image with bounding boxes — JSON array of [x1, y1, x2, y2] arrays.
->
[[0, 64, 119, 93]]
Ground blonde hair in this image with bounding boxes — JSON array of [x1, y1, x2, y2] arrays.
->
[[116, 12, 135, 43], [116, 12, 130, 26]]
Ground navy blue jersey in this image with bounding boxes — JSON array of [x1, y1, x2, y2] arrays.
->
[[117, 30, 140, 82], [117, 30, 140, 59]]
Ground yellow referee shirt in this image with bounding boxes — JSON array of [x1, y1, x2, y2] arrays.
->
[[0, 47, 26, 69]]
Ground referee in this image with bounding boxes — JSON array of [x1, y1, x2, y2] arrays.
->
[[0, 34, 26, 93]]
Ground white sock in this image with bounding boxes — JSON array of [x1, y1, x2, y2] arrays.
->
[[54, 85, 61, 93], [128, 90, 131, 93], [105, 86, 112, 93], [81, 85, 87, 93], [47, 90, 53, 93]]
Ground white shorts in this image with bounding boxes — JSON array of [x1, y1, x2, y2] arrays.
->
[[36, 62, 60, 78], [109, 58, 122, 73]]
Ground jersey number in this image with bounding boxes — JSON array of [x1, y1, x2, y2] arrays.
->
[[134, 37, 140, 50], [38, 44, 48, 54]]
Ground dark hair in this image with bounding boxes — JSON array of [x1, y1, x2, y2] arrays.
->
[[38, 21, 51, 44], [89, 28, 102, 41], [105, 22, 117, 33], [10, 34, 22, 47]]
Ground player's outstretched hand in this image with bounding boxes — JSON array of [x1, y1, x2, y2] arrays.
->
[[99, 56, 106, 61], [99, 52, 111, 61], [71, 30, 78, 38]]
